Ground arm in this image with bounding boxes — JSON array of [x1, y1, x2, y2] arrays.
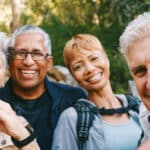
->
[[19, 141, 40, 150], [52, 107, 78, 150], [0, 100, 40, 150]]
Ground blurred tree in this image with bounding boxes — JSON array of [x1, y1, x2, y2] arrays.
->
[[98, 0, 150, 28], [10, 0, 25, 32], [0, 0, 11, 33]]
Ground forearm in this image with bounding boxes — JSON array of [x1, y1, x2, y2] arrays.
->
[[11, 124, 38, 149], [19, 140, 40, 150]]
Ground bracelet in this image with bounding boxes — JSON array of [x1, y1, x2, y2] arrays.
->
[[11, 124, 36, 148]]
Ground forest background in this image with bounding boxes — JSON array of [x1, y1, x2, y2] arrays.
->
[[0, 0, 150, 93]]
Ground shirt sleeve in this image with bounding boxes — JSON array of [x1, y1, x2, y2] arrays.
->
[[52, 107, 78, 150]]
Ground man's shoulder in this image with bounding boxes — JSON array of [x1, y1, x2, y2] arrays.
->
[[0, 81, 11, 93], [46, 79, 86, 95], [0, 81, 11, 102], [45, 80, 87, 107]]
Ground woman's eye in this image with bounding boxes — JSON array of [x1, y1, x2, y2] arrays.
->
[[91, 56, 98, 61], [73, 65, 82, 71]]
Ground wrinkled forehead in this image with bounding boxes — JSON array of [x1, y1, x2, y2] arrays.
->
[[15, 32, 44, 42], [126, 35, 150, 63], [14, 32, 46, 50]]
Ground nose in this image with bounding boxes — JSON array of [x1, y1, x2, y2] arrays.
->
[[22, 53, 35, 65], [146, 69, 150, 90], [85, 61, 95, 74]]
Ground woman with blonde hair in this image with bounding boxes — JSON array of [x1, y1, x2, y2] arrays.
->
[[52, 34, 142, 150]]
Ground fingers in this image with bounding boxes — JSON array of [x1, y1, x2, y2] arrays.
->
[[0, 100, 29, 139]]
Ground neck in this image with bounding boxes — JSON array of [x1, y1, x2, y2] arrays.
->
[[12, 84, 45, 100], [88, 83, 121, 109]]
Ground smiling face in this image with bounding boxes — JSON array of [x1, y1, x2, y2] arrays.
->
[[127, 36, 150, 110], [69, 49, 110, 91], [9, 32, 53, 94]]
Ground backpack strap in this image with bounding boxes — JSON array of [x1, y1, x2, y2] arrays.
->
[[126, 95, 144, 145], [73, 100, 98, 150], [125, 95, 140, 113], [74, 96, 141, 150], [97, 95, 140, 115]]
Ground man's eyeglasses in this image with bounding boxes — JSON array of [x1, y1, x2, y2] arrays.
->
[[8, 48, 49, 61]]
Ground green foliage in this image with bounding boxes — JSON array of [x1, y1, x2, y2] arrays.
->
[[0, 23, 9, 33], [107, 50, 132, 93]]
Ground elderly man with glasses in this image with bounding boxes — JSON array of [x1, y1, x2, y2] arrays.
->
[[0, 25, 87, 150]]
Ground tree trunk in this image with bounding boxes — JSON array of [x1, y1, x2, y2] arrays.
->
[[10, 0, 25, 32]]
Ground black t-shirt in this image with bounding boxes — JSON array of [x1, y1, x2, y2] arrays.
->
[[11, 91, 52, 150]]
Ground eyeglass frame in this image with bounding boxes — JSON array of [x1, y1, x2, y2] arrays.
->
[[7, 47, 50, 61]]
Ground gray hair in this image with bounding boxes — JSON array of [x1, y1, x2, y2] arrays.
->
[[119, 12, 150, 60], [0, 50, 7, 69], [8, 25, 52, 55], [0, 32, 9, 52]]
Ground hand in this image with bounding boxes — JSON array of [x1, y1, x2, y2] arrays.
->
[[2, 141, 40, 150], [0, 100, 29, 140], [0, 100, 40, 149]]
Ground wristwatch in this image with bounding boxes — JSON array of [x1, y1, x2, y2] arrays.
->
[[11, 124, 36, 148]]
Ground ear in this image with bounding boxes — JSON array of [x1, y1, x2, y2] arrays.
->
[[46, 56, 53, 73]]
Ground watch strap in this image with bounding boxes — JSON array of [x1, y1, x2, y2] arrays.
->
[[11, 124, 36, 148]]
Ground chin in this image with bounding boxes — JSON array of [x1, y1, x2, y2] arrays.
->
[[19, 82, 38, 88], [86, 85, 104, 91]]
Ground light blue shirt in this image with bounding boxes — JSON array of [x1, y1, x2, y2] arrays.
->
[[52, 95, 142, 150], [103, 117, 142, 150]]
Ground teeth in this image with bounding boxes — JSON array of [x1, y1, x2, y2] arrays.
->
[[21, 70, 35, 74], [88, 73, 101, 82]]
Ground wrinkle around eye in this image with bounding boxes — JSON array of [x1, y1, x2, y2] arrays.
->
[[91, 57, 98, 61], [135, 72, 146, 77], [72, 66, 82, 71]]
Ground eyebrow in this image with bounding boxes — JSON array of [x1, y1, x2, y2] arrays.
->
[[71, 60, 82, 65], [16, 49, 44, 54]]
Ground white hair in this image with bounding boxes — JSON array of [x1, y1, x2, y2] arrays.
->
[[119, 12, 150, 60], [0, 50, 7, 69], [8, 25, 52, 55], [0, 32, 9, 52]]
